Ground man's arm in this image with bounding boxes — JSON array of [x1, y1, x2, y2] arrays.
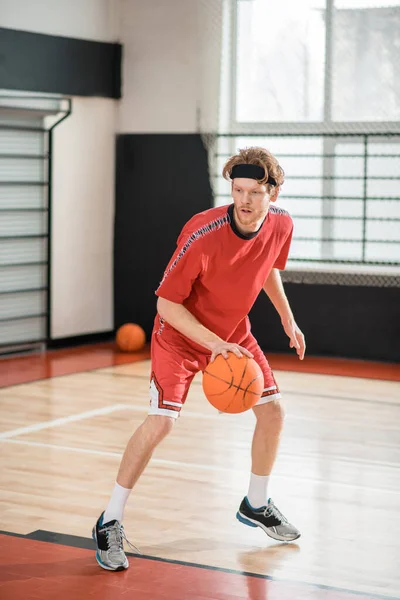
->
[[157, 297, 253, 362], [263, 268, 306, 360]]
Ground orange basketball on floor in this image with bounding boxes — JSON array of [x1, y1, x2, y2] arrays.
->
[[116, 323, 146, 352], [202, 353, 264, 414]]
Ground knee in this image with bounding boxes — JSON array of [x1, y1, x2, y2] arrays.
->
[[255, 400, 285, 431], [145, 414, 175, 440]]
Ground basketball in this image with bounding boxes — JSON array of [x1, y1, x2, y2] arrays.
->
[[202, 353, 264, 414], [116, 323, 146, 352]]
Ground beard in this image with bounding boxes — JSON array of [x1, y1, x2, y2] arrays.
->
[[233, 205, 269, 233]]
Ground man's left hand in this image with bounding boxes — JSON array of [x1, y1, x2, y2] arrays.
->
[[282, 319, 306, 360]]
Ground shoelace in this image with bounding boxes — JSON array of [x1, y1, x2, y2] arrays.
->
[[102, 523, 141, 558], [264, 501, 288, 524]]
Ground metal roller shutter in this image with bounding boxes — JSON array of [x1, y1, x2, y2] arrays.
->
[[0, 96, 70, 352]]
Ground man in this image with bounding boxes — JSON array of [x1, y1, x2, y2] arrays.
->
[[93, 146, 306, 571]]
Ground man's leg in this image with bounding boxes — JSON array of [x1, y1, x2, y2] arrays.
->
[[235, 336, 300, 541], [93, 333, 199, 570], [118, 416, 174, 489], [252, 401, 284, 477], [93, 412, 177, 572], [249, 399, 284, 500], [104, 415, 174, 523]]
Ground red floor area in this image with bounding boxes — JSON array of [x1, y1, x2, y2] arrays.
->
[[0, 343, 151, 388], [0, 343, 399, 389], [0, 533, 387, 600]]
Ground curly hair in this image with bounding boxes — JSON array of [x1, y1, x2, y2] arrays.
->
[[222, 146, 285, 189]]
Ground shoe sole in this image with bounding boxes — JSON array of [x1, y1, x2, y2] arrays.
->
[[236, 511, 301, 542], [92, 526, 129, 571]]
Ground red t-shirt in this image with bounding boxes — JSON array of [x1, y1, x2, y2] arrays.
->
[[155, 203, 293, 349]]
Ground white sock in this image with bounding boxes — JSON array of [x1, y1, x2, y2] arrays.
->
[[247, 473, 270, 509], [103, 482, 132, 523]]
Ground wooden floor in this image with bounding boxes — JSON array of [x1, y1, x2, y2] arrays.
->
[[0, 349, 400, 599]]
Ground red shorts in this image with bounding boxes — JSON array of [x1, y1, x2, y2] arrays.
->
[[149, 326, 281, 419]]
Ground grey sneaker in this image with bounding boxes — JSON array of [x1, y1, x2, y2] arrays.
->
[[92, 512, 139, 571], [236, 497, 301, 542]]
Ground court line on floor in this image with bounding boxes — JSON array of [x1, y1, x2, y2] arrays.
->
[[1, 438, 399, 494], [0, 399, 362, 437], [2, 434, 399, 470], [0, 403, 246, 441], [0, 404, 132, 440], [0, 405, 237, 440], [2, 399, 400, 443]]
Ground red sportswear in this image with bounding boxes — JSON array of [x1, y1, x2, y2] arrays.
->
[[155, 203, 293, 348]]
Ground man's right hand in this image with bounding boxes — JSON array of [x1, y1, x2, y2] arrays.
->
[[207, 341, 254, 363]]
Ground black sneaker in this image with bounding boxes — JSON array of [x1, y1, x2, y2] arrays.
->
[[92, 512, 136, 571], [236, 497, 300, 542]]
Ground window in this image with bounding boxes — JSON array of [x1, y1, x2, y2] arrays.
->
[[236, 0, 326, 122], [332, 1, 400, 122]]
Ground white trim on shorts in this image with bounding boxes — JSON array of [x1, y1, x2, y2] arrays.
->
[[148, 378, 181, 419], [217, 386, 281, 414], [254, 386, 281, 406]]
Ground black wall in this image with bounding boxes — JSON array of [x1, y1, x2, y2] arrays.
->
[[114, 134, 213, 336], [250, 284, 400, 362], [0, 27, 121, 98], [114, 134, 400, 363]]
